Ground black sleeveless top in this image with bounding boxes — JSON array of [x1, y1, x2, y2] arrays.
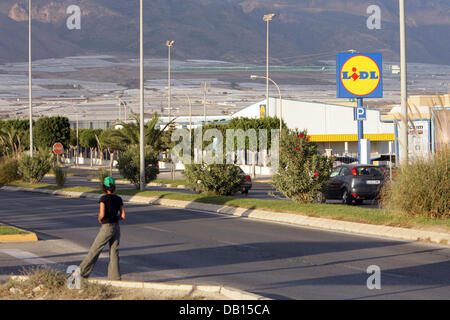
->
[[99, 194, 123, 224]]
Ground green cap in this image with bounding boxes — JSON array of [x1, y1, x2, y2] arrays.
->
[[103, 176, 115, 187]]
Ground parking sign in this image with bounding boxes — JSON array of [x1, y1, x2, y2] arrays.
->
[[354, 106, 367, 121]]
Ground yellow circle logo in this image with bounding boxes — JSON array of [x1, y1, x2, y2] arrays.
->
[[341, 55, 381, 96]]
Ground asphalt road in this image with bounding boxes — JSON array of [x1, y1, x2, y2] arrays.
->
[[0, 191, 449, 300]]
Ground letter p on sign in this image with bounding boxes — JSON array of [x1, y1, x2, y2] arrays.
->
[[354, 106, 367, 121]]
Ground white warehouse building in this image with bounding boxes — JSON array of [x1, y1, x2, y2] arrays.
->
[[232, 98, 396, 161]]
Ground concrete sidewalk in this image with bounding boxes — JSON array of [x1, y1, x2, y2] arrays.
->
[[1, 185, 449, 246]]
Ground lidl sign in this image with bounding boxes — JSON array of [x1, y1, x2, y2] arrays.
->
[[260, 104, 266, 118], [337, 53, 383, 98]]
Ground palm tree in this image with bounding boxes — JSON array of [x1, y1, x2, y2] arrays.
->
[[0, 127, 26, 159], [113, 112, 175, 151], [95, 113, 175, 175]]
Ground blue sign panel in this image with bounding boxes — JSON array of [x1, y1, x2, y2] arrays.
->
[[354, 106, 367, 121], [337, 53, 383, 98]]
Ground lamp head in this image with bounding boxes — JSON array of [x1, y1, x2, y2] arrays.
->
[[166, 40, 175, 47], [263, 13, 275, 21]]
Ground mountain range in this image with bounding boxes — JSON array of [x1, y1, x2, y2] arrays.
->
[[1, 0, 449, 65]]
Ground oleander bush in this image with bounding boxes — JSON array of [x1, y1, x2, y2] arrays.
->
[[272, 129, 334, 203], [380, 147, 449, 219], [184, 163, 245, 196]]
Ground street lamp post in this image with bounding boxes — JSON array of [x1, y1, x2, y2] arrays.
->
[[118, 97, 128, 122], [166, 40, 175, 122], [28, 0, 33, 157], [184, 93, 192, 133], [139, 0, 145, 191], [399, 0, 408, 163], [250, 75, 282, 131], [70, 105, 79, 167], [263, 13, 275, 117], [201, 82, 210, 123]]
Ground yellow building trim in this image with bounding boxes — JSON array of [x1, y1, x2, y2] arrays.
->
[[309, 134, 395, 142]]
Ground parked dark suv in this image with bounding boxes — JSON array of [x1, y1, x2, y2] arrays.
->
[[317, 164, 387, 205]]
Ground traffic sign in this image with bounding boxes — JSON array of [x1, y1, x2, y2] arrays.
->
[[337, 53, 383, 98], [259, 104, 266, 118], [53, 142, 64, 155], [354, 106, 367, 121]]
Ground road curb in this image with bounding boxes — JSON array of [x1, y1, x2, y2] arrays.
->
[[89, 179, 188, 189], [88, 279, 269, 300], [1, 186, 449, 246], [9, 276, 268, 300], [0, 232, 38, 243], [0, 221, 39, 243]]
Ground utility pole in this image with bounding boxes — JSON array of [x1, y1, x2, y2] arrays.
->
[[166, 40, 174, 122], [399, 0, 408, 163], [263, 14, 275, 117], [201, 82, 210, 123], [28, 0, 33, 157], [139, 0, 145, 191]]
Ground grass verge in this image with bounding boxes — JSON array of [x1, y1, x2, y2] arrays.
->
[[4, 181, 450, 232], [0, 224, 27, 236], [152, 179, 188, 186]]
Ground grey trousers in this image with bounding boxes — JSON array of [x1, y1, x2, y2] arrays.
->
[[79, 223, 121, 280]]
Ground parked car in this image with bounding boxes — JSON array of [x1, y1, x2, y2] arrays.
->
[[317, 164, 387, 205], [237, 167, 252, 195]]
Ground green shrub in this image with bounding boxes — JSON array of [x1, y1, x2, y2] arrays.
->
[[116, 145, 159, 189], [34, 116, 70, 150], [53, 165, 66, 187], [380, 147, 449, 219], [272, 130, 334, 203], [183, 163, 245, 196], [18, 152, 52, 184], [0, 157, 20, 184]]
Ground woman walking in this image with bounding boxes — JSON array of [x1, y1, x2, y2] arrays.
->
[[79, 176, 126, 280]]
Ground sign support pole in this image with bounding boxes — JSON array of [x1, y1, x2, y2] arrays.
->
[[357, 98, 364, 163]]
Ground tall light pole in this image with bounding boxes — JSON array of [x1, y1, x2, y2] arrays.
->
[[166, 40, 175, 122], [201, 82, 210, 123], [139, 0, 145, 191], [263, 13, 275, 117], [28, 0, 33, 157], [184, 93, 192, 133], [70, 104, 79, 167], [399, 0, 408, 163], [118, 96, 128, 122], [250, 75, 282, 131]]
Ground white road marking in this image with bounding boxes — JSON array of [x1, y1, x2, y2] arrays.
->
[[142, 226, 174, 234], [1, 249, 57, 265]]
